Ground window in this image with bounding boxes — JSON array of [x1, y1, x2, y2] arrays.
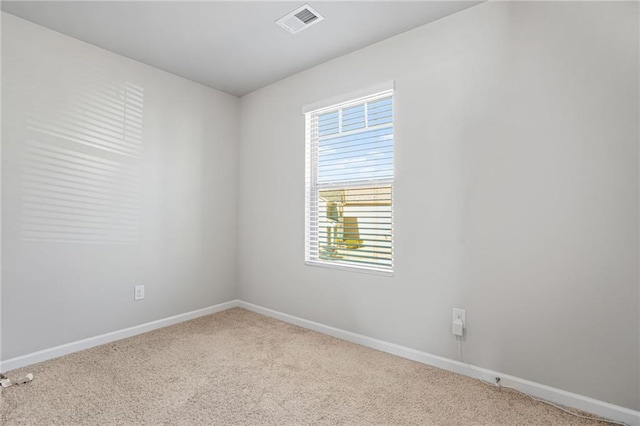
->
[[305, 86, 394, 274]]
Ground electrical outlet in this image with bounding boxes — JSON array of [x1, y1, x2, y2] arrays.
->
[[452, 308, 466, 326], [134, 285, 145, 301]]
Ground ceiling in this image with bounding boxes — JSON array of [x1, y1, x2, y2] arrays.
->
[[1, 1, 480, 96]]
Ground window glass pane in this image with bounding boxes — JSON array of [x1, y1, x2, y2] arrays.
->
[[367, 97, 392, 126], [318, 126, 393, 184], [342, 104, 365, 132], [318, 186, 392, 268], [318, 110, 339, 137]]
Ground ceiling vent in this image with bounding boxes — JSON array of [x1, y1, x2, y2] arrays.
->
[[276, 4, 324, 34]]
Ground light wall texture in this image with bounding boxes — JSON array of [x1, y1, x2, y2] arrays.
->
[[1, 13, 239, 360], [238, 1, 639, 410], [1, 1, 639, 414]]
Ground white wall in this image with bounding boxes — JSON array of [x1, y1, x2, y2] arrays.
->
[[2, 1, 638, 413], [1, 13, 239, 360], [238, 1, 639, 410]]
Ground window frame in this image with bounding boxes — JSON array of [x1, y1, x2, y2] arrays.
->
[[304, 83, 395, 276]]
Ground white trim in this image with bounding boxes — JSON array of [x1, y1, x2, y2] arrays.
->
[[305, 260, 394, 277], [301, 80, 395, 114], [0, 300, 239, 373], [2, 298, 637, 425], [238, 301, 640, 426]]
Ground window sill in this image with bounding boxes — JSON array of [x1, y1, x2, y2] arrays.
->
[[305, 260, 394, 277]]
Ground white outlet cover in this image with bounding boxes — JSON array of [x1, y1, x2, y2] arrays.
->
[[452, 308, 466, 326], [134, 285, 145, 301]]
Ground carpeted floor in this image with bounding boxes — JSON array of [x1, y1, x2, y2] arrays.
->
[[1, 308, 612, 425]]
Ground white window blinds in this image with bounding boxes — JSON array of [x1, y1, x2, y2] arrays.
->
[[305, 88, 394, 274]]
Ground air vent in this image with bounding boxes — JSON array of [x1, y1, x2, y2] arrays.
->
[[276, 4, 324, 34]]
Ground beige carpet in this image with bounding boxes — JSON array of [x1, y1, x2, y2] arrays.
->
[[1, 308, 612, 425]]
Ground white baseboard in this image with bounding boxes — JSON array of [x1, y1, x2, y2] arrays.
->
[[1, 299, 240, 373], [2, 298, 637, 425], [238, 301, 640, 426]]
